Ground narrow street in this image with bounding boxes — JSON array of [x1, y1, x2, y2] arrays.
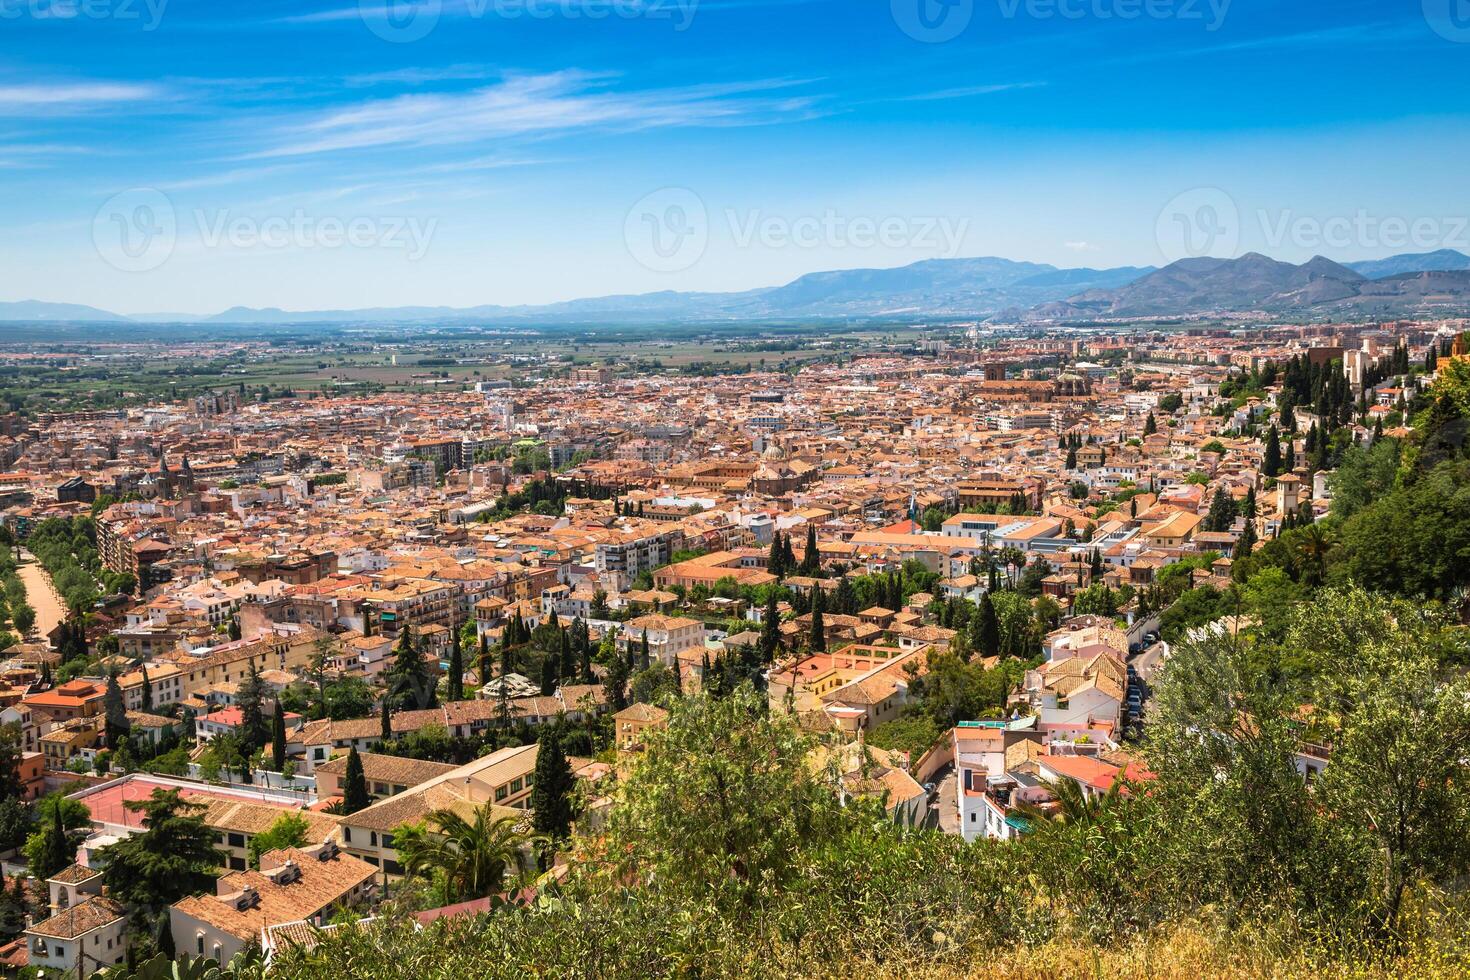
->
[[16, 550, 66, 640], [934, 763, 960, 835]]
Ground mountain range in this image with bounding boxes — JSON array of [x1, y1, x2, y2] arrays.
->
[[7, 249, 1470, 326], [1025, 249, 1470, 320]]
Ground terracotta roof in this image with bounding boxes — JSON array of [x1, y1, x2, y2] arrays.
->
[[315, 752, 457, 788], [27, 896, 125, 940]]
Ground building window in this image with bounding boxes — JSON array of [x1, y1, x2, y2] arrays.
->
[[495, 786, 507, 801]]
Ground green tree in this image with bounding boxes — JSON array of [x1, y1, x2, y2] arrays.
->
[[446, 623, 465, 703], [235, 659, 269, 752], [386, 628, 435, 711], [969, 593, 1001, 658], [530, 734, 576, 841], [757, 589, 781, 665], [25, 795, 91, 879], [1204, 487, 1237, 532], [603, 651, 629, 713], [342, 747, 370, 815], [101, 789, 223, 918], [1262, 425, 1283, 477], [248, 812, 311, 868], [271, 701, 287, 771], [393, 806, 535, 907], [607, 686, 843, 911], [808, 585, 826, 652], [103, 672, 129, 748]]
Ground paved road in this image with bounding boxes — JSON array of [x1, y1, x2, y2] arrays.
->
[[933, 763, 959, 835], [16, 551, 66, 640], [1132, 641, 1169, 685]]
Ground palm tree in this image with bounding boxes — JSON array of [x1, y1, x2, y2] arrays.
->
[[1013, 775, 1123, 832], [393, 806, 539, 906], [1292, 524, 1334, 587]]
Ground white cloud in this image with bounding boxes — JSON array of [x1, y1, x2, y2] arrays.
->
[[0, 82, 160, 113], [1064, 240, 1101, 251], [898, 81, 1045, 103], [249, 71, 817, 159]]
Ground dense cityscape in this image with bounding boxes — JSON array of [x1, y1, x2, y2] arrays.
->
[[7, 0, 1470, 975], [0, 313, 1466, 976]]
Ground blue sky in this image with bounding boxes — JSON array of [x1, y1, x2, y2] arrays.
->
[[2, 0, 1468, 314]]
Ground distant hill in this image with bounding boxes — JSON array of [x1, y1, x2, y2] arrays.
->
[[185, 258, 1160, 324], [0, 300, 127, 322], [1347, 248, 1470, 279], [1026, 253, 1470, 320]]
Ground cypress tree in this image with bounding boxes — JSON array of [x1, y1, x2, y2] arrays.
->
[[447, 623, 464, 703], [800, 523, 819, 575], [604, 653, 629, 712], [140, 666, 153, 713], [809, 586, 826, 652], [559, 628, 574, 679], [767, 534, 784, 577], [758, 589, 781, 665], [103, 672, 129, 749], [380, 697, 392, 743], [972, 593, 1001, 659], [236, 659, 268, 752], [45, 803, 71, 876], [343, 747, 369, 814], [639, 630, 651, 671], [271, 701, 287, 771], [1263, 425, 1283, 477], [530, 731, 576, 840], [1236, 519, 1257, 560], [540, 654, 557, 697]]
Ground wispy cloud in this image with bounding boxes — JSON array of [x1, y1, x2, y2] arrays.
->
[[1064, 241, 1101, 252], [0, 82, 160, 114], [247, 70, 819, 158], [897, 81, 1046, 103], [344, 65, 499, 87], [282, 0, 826, 25]]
